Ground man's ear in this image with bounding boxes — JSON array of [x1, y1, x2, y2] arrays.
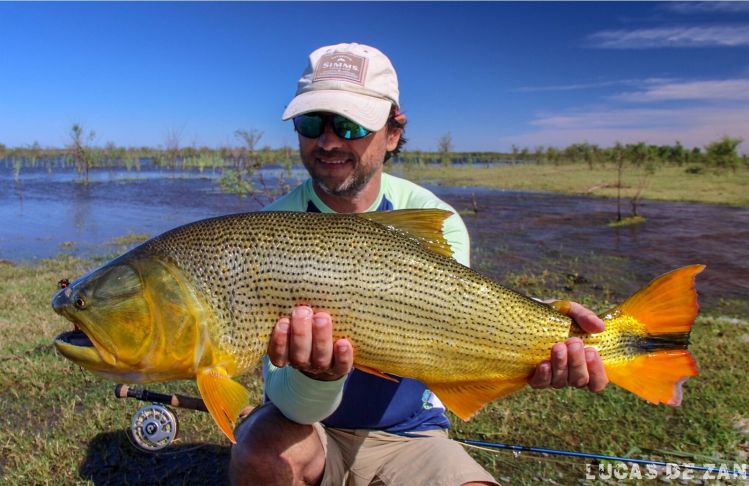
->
[[386, 112, 407, 151], [386, 126, 402, 151]]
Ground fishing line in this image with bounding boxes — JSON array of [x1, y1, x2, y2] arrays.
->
[[456, 439, 749, 478]]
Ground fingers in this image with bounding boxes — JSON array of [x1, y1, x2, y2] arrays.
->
[[557, 300, 605, 334], [310, 313, 334, 370], [529, 360, 551, 388], [331, 339, 354, 377], [268, 318, 290, 368], [566, 338, 589, 388], [585, 348, 609, 392], [289, 306, 313, 367], [268, 305, 352, 382], [550, 342, 568, 388], [530, 338, 608, 392]]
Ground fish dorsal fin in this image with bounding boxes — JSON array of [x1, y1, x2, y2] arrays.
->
[[357, 209, 454, 259], [427, 378, 526, 421]]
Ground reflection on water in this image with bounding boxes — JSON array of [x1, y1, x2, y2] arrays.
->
[[1, 164, 747, 310]]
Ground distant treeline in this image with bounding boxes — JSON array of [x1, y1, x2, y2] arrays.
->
[[1, 136, 745, 176]]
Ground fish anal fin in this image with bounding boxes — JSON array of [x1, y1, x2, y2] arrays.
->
[[355, 364, 400, 383], [606, 350, 698, 406], [357, 209, 454, 259], [196, 367, 251, 443], [428, 378, 526, 421], [615, 264, 706, 334]]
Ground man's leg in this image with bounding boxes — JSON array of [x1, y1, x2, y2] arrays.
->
[[230, 403, 326, 486]]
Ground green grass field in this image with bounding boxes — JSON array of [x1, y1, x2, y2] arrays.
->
[[398, 163, 749, 207], [1, 254, 747, 484]]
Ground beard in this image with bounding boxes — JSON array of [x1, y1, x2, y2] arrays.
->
[[304, 149, 381, 198]]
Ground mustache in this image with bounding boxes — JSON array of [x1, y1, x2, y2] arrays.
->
[[313, 149, 353, 159]]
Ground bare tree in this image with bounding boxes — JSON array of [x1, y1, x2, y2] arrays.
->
[[437, 132, 453, 166], [437, 132, 453, 153], [164, 127, 183, 167], [69, 123, 96, 183]]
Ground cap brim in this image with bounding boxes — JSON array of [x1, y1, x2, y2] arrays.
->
[[282, 90, 391, 131]]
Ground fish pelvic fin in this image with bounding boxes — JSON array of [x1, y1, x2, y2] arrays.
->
[[427, 378, 526, 421], [357, 209, 454, 259], [603, 264, 705, 406], [196, 367, 251, 443]]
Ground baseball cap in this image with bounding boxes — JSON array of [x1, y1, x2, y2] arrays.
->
[[282, 43, 400, 132]]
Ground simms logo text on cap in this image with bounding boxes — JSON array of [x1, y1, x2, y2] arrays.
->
[[313, 52, 368, 85]]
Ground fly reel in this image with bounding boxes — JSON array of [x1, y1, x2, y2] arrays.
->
[[129, 403, 179, 451]]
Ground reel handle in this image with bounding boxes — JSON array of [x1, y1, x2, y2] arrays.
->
[[114, 384, 208, 412]]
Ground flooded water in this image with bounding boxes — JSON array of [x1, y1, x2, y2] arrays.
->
[[1, 163, 747, 312]]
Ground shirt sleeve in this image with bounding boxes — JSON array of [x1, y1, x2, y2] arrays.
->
[[262, 355, 347, 424]]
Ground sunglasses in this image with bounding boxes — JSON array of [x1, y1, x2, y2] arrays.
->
[[293, 113, 373, 140]]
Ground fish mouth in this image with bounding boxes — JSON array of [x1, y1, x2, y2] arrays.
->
[[54, 327, 114, 369], [55, 329, 94, 348]]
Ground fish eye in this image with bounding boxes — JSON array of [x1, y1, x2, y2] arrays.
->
[[74, 297, 86, 309]]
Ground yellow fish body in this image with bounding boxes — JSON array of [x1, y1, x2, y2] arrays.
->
[[52, 210, 703, 443]]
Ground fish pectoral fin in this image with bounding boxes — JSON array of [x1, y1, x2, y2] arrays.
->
[[196, 367, 251, 444], [355, 364, 400, 383], [428, 378, 526, 421]]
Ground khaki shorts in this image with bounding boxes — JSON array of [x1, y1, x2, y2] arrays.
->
[[313, 424, 499, 486]]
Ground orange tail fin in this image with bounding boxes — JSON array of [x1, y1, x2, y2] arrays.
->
[[604, 265, 705, 406]]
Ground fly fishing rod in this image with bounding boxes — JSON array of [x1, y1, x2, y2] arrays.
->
[[456, 438, 749, 479], [114, 383, 747, 479], [114, 384, 253, 451]]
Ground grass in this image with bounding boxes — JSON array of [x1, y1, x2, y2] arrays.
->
[[608, 216, 647, 227], [1, 254, 747, 484], [398, 163, 749, 207]]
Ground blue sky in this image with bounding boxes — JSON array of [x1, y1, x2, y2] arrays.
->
[[1, 1, 748, 153]]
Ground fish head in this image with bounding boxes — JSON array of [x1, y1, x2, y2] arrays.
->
[[52, 254, 206, 382]]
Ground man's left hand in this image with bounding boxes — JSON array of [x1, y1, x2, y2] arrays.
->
[[529, 301, 609, 392]]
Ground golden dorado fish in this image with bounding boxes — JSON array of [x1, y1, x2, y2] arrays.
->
[[52, 210, 704, 443]]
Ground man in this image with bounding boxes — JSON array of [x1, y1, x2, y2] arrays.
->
[[230, 43, 608, 486]]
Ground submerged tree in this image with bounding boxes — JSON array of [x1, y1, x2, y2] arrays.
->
[[623, 142, 658, 217], [68, 123, 96, 183], [608, 142, 626, 222]]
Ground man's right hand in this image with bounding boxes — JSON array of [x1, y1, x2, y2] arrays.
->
[[267, 305, 354, 381]]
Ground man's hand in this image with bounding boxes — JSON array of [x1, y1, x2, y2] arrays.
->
[[529, 301, 609, 392], [267, 305, 354, 381]]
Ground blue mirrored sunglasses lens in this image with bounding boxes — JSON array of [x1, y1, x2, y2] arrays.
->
[[332, 116, 371, 140], [293, 115, 324, 138], [293, 114, 372, 140]]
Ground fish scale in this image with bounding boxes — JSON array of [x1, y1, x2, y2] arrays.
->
[[52, 209, 704, 443], [134, 211, 569, 382]]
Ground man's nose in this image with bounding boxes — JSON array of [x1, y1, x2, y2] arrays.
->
[[316, 123, 344, 151]]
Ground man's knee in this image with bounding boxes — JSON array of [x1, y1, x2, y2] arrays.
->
[[230, 404, 325, 485]]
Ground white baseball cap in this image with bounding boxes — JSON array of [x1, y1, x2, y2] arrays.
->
[[282, 43, 400, 131]]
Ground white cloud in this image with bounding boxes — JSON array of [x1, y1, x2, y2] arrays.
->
[[663, 2, 749, 14], [514, 78, 675, 94], [613, 78, 749, 102], [587, 25, 749, 48], [513, 79, 642, 93], [507, 105, 748, 153]]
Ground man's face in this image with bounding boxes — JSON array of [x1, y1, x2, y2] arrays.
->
[[298, 114, 401, 198]]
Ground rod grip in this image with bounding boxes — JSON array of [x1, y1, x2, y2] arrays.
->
[[113, 384, 208, 412]]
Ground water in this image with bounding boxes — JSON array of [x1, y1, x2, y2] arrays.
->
[[0, 162, 306, 261], [1, 163, 747, 310]]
